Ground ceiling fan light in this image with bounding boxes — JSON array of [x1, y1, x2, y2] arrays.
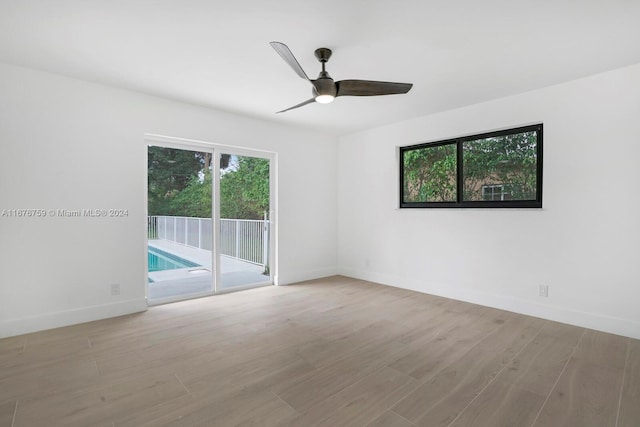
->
[[315, 94, 335, 104]]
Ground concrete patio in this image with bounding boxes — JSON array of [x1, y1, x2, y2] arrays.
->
[[148, 239, 270, 301]]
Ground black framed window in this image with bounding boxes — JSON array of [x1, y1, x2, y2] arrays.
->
[[400, 124, 543, 208]]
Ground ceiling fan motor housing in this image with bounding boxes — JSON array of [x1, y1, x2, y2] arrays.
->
[[313, 77, 336, 97]]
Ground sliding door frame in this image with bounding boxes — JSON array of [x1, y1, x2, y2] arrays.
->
[[213, 147, 276, 294], [144, 134, 277, 305]]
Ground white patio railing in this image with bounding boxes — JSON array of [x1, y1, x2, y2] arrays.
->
[[148, 215, 269, 267]]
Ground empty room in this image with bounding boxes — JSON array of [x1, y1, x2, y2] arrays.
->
[[1, 1, 639, 426]]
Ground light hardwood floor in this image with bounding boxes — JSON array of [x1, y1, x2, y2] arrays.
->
[[1, 276, 638, 426]]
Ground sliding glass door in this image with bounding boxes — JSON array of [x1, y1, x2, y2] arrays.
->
[[146, 138, 274, 304], [147, 145, 214, 303], [217, 153, 272, 291]]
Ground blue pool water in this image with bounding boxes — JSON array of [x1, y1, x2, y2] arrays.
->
[[148, 247, 200, 272]]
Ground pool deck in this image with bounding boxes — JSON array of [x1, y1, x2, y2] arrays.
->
[[148, 239, 270, 301]]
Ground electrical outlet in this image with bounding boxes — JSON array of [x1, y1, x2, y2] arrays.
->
[[110, 283, 121, 296], [539, 284, 549, 297]]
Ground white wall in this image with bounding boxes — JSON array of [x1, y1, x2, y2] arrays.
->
[[338, 63, 640, 339], [0, 62, 338, 338], [3, 60, 639, 341]]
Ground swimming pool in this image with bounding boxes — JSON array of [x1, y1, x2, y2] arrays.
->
[[148, 246, 200, 272]]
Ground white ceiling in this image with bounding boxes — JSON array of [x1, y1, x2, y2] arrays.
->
[[1, 0, 639, 135]]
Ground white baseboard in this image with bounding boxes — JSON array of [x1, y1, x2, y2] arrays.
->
[[276, 267, 338, 286], [1, 266, 340, 338], [0, 298, 147, 339], [339, 267, 640, 340]]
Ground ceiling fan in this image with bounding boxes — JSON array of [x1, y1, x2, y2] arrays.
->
[[270, 41, 413, 113]]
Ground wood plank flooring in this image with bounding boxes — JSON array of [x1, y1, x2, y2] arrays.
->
[[1, 276, 638, 426]]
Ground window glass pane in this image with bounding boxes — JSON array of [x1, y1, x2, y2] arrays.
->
[[462, 131, 538, 202], [403, 144, 457, 202]]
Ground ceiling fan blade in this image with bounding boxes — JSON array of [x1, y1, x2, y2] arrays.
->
[[336, 80, 413, 97], [276, 98, 316, 114], [270, 41, 310, 81]]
